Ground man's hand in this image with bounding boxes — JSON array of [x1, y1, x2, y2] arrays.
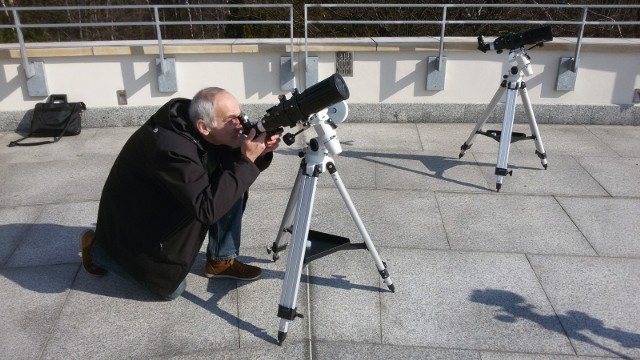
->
[[242, 128, 267, 162], [263, 132, 282, 154]]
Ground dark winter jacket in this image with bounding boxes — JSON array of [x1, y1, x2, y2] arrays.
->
[[94, 98, 272, 297]]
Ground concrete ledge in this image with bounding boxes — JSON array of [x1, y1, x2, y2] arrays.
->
[[1, 103, 637, 132], [2, 37, 639, 58]]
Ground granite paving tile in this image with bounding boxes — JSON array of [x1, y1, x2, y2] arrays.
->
[[379, 248, 575, 355], [513, 125, 619, 157], [313, 341, 479, 359], [473, 153, 609, 195], [556, 197, 640, 257], [437, 192, 596, 255], [5, 201, 99, 267], [370, 150, 492, 192], [575, 156, 640, 197], [0, 205, 42, 266], [43, 263, 240, 359], [586, 125, 640, 158], [0, 264, 79, 360], [528, 255, 640, 359]]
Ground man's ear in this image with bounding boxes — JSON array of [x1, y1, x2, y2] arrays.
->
[[195, 120, 210, 136]]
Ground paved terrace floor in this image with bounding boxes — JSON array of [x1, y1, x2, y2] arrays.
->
[[0, 122, 639, 360]]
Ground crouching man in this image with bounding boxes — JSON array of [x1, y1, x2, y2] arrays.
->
[[80, 87, 280, 300]]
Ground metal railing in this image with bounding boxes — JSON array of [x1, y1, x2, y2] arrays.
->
[[1, 3, 639, 93], [304, 3, 640, 73], [1, 4, 295, 78]]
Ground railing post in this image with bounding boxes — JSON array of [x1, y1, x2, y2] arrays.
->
[[426, 5, 447, 90], [154, 6, 166, 74], [304, 4, 309, 73], [289, 4, 294, 73], [154, 6, 177, 93], [437, 5, 447, 71], [280, 4, 295, 91], [555, 6, 587, 91], [13, 9, 49, 96], [13, 10, 35, 78], [572, 7, 588, 73], [303, 4, 318, 89]]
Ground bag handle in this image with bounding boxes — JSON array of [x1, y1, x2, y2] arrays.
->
[[8, 102, 85, 147], [48, 94, 68, 104]]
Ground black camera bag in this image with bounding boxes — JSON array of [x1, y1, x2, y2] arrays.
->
[[9, 94, 86, 147]]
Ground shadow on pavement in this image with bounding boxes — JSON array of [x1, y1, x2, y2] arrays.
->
[[470, 288, 640, 359]]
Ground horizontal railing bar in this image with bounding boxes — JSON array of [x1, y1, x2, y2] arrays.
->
[[0, 20, 290, 29], [305, 3, 640, 9], [5, 20, 635, 30], [307, 20, 640, 26], [4, 4, 291, 11]]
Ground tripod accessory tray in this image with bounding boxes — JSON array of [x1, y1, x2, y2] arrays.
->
[[304, 230, 366, 264]]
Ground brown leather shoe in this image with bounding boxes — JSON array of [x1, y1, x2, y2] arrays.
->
[[204, 258, 261, 280], [80, 230, 107, 276]]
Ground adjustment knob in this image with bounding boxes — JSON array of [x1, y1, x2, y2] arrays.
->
[[283, 133, 296, 146], [309, 138, 319, 152]]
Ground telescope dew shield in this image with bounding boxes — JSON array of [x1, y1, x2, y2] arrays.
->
[[297, 73, 350, 116], [478, 26, 553, 53]]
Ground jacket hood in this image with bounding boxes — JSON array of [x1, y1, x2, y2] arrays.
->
[[151, 98, 201, 143]]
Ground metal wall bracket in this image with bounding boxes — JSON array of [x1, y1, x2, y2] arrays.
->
[[280, 56, 295, 91], [26, 61, 49, 97], [426, 56, 446, 91], [556, 57, 577, 91], [305, 56, 319, 88], [156, 57, 177, 93], [117, 90, 128, 105]]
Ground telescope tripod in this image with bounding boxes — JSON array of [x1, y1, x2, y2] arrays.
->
[[458, 47, 547, 191], [267, 112, 394, 344]]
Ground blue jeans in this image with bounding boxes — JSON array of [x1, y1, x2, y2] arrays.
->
[[207, 195, 243, 261]]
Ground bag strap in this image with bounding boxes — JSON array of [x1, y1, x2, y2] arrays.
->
[[8, 102, 86, 147]]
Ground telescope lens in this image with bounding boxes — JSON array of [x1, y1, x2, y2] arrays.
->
[[298, 73, 350, 116]]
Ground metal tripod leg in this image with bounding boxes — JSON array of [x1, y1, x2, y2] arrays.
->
[[276, 172, 318, 344], [327, 162, 395, 292], [495, 86, 518, 191], [268, 166, 304, 261], [519, 86, 548, 169], [459, 85, 506, 158]]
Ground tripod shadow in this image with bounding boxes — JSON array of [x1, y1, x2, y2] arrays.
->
[[338, 149, 495, 192], [470, 289, 640, 359], [183, 253, 382, 344]]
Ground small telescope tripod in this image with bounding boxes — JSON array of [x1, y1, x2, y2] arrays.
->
[[267, 103, 394, 344], [458, 47, 547, 191]]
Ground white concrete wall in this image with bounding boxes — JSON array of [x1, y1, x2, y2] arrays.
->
[[0, 37, 638, 116]]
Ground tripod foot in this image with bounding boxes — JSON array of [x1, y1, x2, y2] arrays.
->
[[388, 284, 396, 293], [536, 151, 548, 170], [277, 331, 287, 345], [496, 183, 502, 192], [459, 143, 472, 159]]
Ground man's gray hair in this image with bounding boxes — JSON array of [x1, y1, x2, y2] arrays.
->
[[189, 87, 227, 129]]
